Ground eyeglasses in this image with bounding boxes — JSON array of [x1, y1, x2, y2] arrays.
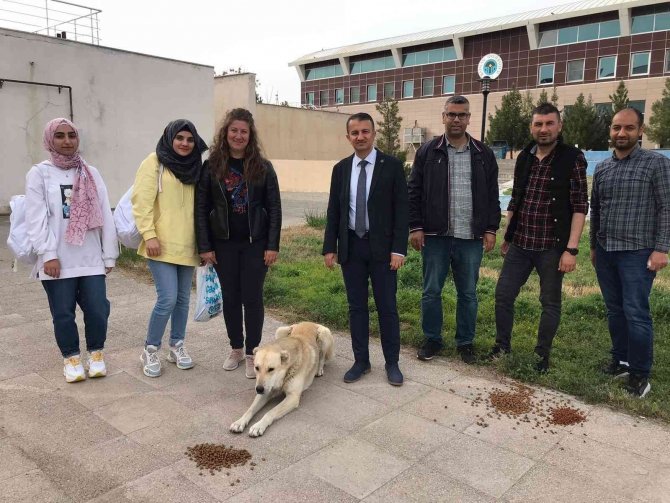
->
[[443, 112, 470, 120]]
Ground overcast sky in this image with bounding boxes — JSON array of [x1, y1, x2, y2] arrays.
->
[[7, 0, 574, 104]]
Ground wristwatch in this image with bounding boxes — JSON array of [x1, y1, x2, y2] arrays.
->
[[566, 248, 579, 256]]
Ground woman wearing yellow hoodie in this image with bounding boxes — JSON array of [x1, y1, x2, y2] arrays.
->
[[132, 119, 208, 378]]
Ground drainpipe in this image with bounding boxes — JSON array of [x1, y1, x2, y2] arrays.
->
[[0, 78, 74, 121]]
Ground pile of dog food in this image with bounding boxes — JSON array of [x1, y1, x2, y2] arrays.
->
[[467, 380, 587, 432], [186, 443, 253, 475]]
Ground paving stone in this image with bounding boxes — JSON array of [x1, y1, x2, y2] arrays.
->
[[0, 469, 73, 503], [543, 434, 667, 502], [299, 436, 410, 499], [503, 462, 634, 502], [94, 393, 193, 435], [355, 409, 457, 461], [161, 367, 252, 409], [421, 433, 535, 498], [88, 465, 219, 503], [0, 313, 25, 329], [363, 464, 495, 503], [0, 351, 38, 381], [338, 368, 432, 408], [297, 380, 392, 431], [0, 437, 38, 481], [401, 387, 485, 431], [231, 463, 358, 502]]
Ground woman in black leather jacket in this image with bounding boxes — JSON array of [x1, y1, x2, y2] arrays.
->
[[195, 108, 281, 379]]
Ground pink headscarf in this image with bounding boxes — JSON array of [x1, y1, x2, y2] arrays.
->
[[43, 118, 103, 246]]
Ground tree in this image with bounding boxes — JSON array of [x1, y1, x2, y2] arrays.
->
[[536, 86, 559, 106], [609, 81, 630, 114], [561, 93, 609, 150], [646, 78, 670, 147], [375, 97, 407, 163], [255, 78, 263, 104], [485, 87, 531, 157]]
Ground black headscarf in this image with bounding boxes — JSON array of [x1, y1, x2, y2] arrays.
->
[[155, 119, 208, 185]]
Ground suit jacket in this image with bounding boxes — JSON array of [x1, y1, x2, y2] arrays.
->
[[322, 149, 409, 264]]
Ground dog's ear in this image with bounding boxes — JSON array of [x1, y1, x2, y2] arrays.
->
[[275, 325, 293, 340], [253, 347, 260, 355], [280, 350, 289, 363]]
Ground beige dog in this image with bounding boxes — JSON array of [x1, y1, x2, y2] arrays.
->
[[230, 322, 334, 437]]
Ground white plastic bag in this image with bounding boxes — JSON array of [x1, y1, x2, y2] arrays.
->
[[113, 186, 142, 249], [193, 265, 222, 322]]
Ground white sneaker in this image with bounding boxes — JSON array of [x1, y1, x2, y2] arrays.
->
[[63, 355, 86, 383], [223, 348, 245, 371], [167, 341, 194, 370], [141, 345, 161, 378], [86, 350, 107, 378]]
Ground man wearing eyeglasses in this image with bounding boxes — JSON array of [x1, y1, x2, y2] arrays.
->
[[408, 95, 500, 364]]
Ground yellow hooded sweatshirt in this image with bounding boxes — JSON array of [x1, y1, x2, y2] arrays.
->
[[131, 152, 199, 267]]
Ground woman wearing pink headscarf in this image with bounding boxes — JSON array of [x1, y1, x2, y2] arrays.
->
[[25, 118, 118, 383]]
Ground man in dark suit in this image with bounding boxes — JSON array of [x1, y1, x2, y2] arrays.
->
[[323, 112, 409, 386]]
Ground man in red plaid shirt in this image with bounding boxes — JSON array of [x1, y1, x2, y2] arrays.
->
[[489, 103, 588, 372]]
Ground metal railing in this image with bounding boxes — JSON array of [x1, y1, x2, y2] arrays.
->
[[0, 0, 101, 44]]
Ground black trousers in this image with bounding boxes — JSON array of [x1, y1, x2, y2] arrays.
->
[[341, 231, 400, 365], [213, 239, 267, 355]]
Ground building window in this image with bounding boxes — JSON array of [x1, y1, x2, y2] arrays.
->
[[566, 59, 585, 82], [630, 52, 650, 76], [350, 86, 360, 103], [335, 88, 344, 104], [367, 84, 377, 102], [666, 50, 670, 73], [402, 80, 414, 98], [443, 75, 455, 94], [384, 82, 395, 99], [538, 63, 555, 85], [402, 45, 457, 67], [629, 100, 646, 123], [538, 19, 620, 48], [305, 62, 344, 81], [598, 56, 617, 79], [422, 78, 434, 96], [595, 102, 612, 119], [350, 54, 396, 75], [632, 11, 670, 34], [319, 90, 328, 106], [305, 92, 315, 106]]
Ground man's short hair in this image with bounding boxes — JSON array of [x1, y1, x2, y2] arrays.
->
[[346, 112, 375, 132], [445, 95, 469, 108], [532, 103, 561, 120], [614, 107, 644, 127]]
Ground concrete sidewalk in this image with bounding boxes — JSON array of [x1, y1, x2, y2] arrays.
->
[[1, 207, 669, 502]]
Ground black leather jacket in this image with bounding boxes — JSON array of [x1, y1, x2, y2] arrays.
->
[[195, 159, 282, 252]]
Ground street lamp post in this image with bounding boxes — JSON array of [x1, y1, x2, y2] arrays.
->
[[479, 76, 491, 142]]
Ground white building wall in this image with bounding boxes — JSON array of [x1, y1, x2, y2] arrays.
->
[[0, 28, 214, 213]]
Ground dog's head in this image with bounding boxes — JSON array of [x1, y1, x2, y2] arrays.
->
[[252, 345, 290, 395]]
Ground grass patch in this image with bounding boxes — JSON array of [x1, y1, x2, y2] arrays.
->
[[265, 223, 670, 421], [304, 209, 327, 229]]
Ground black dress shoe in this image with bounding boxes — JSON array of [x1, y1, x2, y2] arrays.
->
[[343, 362, 371, 383], [457, 344, 476, 365], [385, 363, 404, 386]]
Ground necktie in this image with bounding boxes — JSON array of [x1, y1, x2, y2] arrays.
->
[[355, 159, 368, 238]]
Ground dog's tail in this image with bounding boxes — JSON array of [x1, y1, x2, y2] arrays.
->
[[316, 325, 334, 361], [275, 325, 293, 340]]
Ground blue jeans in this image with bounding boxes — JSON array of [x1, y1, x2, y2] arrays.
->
[[42, 275, 110, 358], [495, 244, 564, 357], [421, 236, 483, 347], [595, 244, 656, 377], [146, 260, 194, 348]]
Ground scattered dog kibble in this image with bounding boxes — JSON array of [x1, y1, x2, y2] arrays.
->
[[186, 444, 252, 474]]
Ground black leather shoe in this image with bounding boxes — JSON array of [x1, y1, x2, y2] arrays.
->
[[535, 354, 550, 373], [457, 344, 476, 365], [343, 362, 371, 383], [385, 363, 404, 386]]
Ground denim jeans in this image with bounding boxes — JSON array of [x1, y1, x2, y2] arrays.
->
[[146, 260, 194, 348], [494, 244, 563, 357], [595, 244, 656, 377], [421, 236, 483, 347], [42, 275, 110, 358]]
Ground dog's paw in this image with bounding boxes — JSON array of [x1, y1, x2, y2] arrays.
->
[[229, 418, 247, 433], [316, 368, 324, 377], [248, 421, 268, 437]]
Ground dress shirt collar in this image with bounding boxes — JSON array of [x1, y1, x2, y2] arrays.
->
[[611, 144, 641, 161], [354, 148, 377, 168]]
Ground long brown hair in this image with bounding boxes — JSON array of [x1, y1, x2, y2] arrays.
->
[[208, 108, 267, 183]]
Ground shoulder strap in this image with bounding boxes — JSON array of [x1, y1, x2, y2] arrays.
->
[[158, 164, 164, 193], [40, 164, 51, 217]]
